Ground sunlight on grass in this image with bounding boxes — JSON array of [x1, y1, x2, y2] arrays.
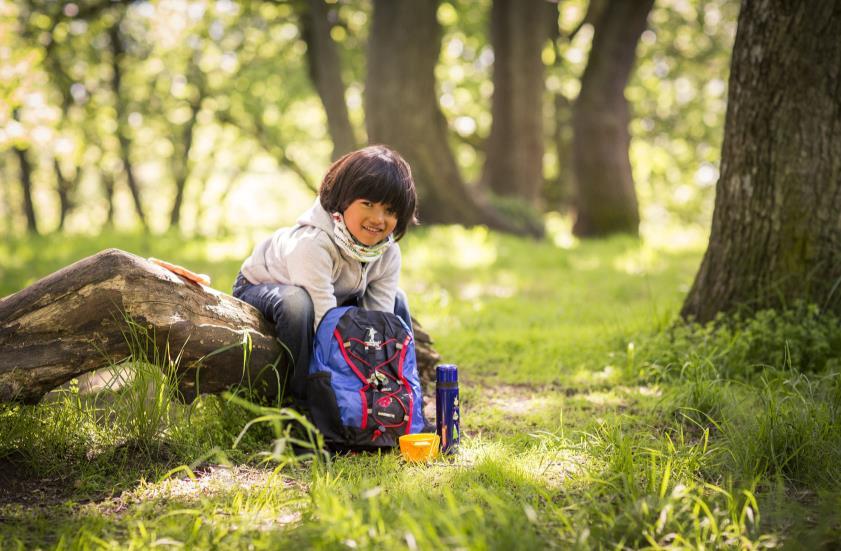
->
[[403, 225, 499, 271], [612, 244, 666, 275], [640, 219, 709, 252], [544, 211, 578, 250], [2, 227, 838, 548]]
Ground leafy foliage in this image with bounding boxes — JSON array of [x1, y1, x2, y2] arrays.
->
[[638, 302, 841, 381], [1, 0, 738, 236]]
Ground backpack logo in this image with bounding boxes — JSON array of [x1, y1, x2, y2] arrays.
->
[[364, 327, 382, 349]]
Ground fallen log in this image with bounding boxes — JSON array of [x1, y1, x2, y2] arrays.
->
[[0, 248, 440, 404]]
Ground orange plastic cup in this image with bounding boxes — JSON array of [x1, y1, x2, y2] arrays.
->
[[399, 433, 440, 462]]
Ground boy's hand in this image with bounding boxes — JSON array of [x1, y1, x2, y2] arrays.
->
[[148, 257, 211, 287]]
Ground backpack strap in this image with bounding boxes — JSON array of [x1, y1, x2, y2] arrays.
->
[[334, 328, 371, 429], [396, 334, 414, 435]]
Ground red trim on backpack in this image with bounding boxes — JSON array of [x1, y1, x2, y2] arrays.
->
[[359, 388, 368, 429], [348, 337, 398, 352], [348, 349, 400, 370], [335, 329, 371, 429], [397, 334, 414, 434], [335, 329, 367, 383]]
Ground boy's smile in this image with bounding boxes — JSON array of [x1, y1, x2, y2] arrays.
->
[[342, 199, 397, 246]]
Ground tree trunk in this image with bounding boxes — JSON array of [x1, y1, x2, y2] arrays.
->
[[681, 2, 841, 323], [54, 159, 79, 231], [0, 250, 441, 404], [0, 249, 285, 404], [109, 23, 147, 230], [0, 158, 11, 237], [169, 98, 202, 229], [102, 173, 116, 227], [482, 0, 550, 206], [544, 0, 586, 210], [571, 0, 652, 237], [299, 0, 358, 160], [549, 92, 575, 209], [13, 145, 38, 235], [366, 0, 533, 235]]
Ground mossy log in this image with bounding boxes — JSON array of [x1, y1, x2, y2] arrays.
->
[[0, 248, 440, 404]]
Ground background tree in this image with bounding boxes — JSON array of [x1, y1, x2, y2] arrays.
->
[[543, 0, 606, 211], [681, 1, 841, 322], [0, 0, 738, 238], [571, 0, 653, 237], [12, 124, 39, 234], [366, 0, 532, 234], [480, 0, 551, 207], [108, 16, 148, 229], [295, 0, 359, 160]]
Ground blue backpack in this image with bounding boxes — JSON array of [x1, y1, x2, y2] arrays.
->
[[307, 306, 426, 450]]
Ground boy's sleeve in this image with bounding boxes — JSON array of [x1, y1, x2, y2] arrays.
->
[[362, 245, 401, 314], [285, 235, 338, 328]]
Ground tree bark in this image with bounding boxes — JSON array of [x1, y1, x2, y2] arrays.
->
[[109, 23, 147, 230], [0, 249, 285, 404], [681, 2, 841, 323], [102, 173, 116, 227], [299, 0, 358, 160], [365, 0, 533, 235], [0, 249, 441, 404], [13, 144, 38, 235], [482, 0, 550, 206], [545, 2, 596, 210], [571, 0, 652, 237], [169, 96, 202, 229], [54, 159, 80, 231]]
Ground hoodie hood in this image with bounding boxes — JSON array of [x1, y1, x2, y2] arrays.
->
[[297, 197, 336, 235]]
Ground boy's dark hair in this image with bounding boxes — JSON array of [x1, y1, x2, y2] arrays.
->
[[319, 145, 418, 241]]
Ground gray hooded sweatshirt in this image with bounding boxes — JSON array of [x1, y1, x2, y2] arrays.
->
[[239, 198, 401, 328]]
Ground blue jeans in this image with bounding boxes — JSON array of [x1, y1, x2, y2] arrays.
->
[[232, 273, 412, 403]]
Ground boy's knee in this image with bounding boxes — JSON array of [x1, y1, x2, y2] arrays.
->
[[394, 288, 410, 314], [276, 286, 314, 325], [393, 288, 413, 331]]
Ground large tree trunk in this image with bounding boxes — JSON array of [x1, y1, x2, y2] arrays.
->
[[0, 250, 441, 404], [571, 0, 652, 237], [365, 0, 532, 235], [681, 2, 841, 323], [482, 0, 550, 206], [299, 0, 358, 160]]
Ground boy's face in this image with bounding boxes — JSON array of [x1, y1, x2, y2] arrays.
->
[[342, 199, 397, 245]]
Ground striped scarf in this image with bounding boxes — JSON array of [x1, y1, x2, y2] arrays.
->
[[331, 212, 393, 263]]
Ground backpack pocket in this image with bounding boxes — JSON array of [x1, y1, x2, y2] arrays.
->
[[306, 372, 347, 445]]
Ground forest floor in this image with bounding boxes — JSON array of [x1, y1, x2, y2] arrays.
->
[[2, 222, 841, 549]]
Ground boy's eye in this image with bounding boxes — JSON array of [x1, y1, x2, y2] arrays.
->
[[361, 200, 373, 207]]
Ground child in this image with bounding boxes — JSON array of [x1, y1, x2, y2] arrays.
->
[[232, 145, 418, 404]]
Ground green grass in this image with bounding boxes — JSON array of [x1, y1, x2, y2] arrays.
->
[[2, 223, 841, 548]]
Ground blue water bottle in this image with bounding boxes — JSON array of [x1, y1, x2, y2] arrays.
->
[[436, 364, 460, 455]]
